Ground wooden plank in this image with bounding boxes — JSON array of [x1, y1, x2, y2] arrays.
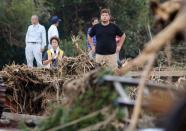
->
[[126, 71, 186, 77], [103, 75, 175, 89], [1, 112, 45, 124]]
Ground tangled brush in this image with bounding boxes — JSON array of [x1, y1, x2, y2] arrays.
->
[[0, 54, 100, 115]]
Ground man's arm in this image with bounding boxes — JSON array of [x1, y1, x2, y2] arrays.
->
[[25, 26, 30, 44], [86, 28, 92, 49], [88, 35, 95, 53], [116, 33, 126, 53], [41, 26, 47, 51], [88, 26, 96, 52]]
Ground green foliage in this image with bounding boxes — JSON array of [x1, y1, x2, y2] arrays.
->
[[60, 33, 88, 56], [0, 43, 25, 69], [43, 0, 105, 37], [60, 39, 76, 56], [0, 0, 50, 68], [37, 107, 63, 131], [0, 0, 50, 45], [32, 83, 118, 130], [0, 0, 35, 43], [116, 107, 127, 121], [67, 86, 117, 122], [0, 0, 37, 68], [19, 120, 30, 131]]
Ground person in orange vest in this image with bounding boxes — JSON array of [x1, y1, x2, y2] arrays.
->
[[42, 37, 64, 68]]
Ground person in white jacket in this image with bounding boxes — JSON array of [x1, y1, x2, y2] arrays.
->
[[25, 15, 46, 67], [48, 16, 61, 49]]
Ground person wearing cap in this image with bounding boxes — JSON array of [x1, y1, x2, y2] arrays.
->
[[43, 37, 64, 68], [48, 16, 61, 49], [25, 15, 46, 67]]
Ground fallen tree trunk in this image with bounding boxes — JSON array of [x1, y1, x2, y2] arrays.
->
[[1, 112, 45, 124]]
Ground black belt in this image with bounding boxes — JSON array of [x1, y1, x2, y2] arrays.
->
[[28, 42, 40, 44]]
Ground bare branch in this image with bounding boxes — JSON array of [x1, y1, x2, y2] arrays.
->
[[127, 54, 156, 131]]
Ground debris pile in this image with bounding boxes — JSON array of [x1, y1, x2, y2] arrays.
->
[[0, 54, 100, 115], [60, 54, 100, 76]]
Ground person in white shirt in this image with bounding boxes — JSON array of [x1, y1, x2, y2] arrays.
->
[[25, 15, 46, 67], [48, 16, 61, 49]]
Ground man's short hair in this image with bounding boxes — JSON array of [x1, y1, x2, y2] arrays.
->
[[100, 8, 111, 15], [50, 37, 60, 45]]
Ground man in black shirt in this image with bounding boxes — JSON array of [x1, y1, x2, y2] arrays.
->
[[88, 8, 126, 69]]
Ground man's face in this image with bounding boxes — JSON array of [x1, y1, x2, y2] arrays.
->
[[92, 19, 99, 26], [51, 39, 59, 50], [31, 16, 38, 25], [101, 13, 110, 23]]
